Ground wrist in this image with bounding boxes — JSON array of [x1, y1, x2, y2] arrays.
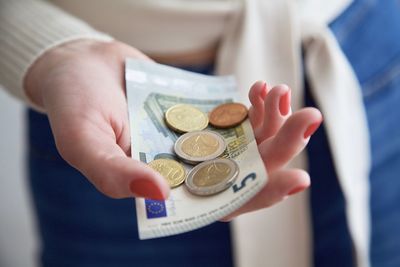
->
[[23, 39, 114, 110]]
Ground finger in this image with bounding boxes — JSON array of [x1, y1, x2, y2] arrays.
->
[[255, 84, 291, 143], [111, 113, 132, 156], [222, 169, 310, 221], [259, 107, 323, 172], [53, 118, 170, 200], [248, 81, 267, 129]]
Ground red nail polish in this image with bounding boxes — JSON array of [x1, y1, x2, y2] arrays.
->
[[130, 179, 165, 200], [260, 81, 268, 99], [288, 186, 305, 196], [304, 121, 322, 139], [279, 90, 291, 116]]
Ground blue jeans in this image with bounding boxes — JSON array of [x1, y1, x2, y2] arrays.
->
[[28, 0, 400, 266], [308, 0, 400, 266], [27, 64, 233, 267]]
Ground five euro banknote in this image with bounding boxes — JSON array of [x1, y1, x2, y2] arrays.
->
[[125, 59, 268, 239]]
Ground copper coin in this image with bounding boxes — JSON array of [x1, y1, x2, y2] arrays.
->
[[209, 103, 248, 128]]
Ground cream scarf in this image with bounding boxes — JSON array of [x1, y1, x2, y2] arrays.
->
[[216, 1, 371, 266]]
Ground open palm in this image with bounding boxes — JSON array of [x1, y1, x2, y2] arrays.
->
[[25, 40, 322, 220]]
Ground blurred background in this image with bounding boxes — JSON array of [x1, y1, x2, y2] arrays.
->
[[0, 88, 37, 267]]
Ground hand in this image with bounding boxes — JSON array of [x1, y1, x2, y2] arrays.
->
[[25, 40, 170, 199], [25, 40, 321, 215], [223, 81, 322, 220]]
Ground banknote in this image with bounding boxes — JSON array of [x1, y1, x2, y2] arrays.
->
[[126, 59, 268, 239]]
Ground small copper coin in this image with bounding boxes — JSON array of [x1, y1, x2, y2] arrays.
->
[[209, 103, 248, 128]]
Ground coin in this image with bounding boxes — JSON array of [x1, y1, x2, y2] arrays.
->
[[185, 158, 239, 196], [148, 159, 186, 188], [209, 103, 248, 128], [165, 104, 209, 133], [174, 131, 226, 165]]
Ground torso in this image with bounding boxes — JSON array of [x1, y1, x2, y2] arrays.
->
[[50, 0, 239, 66]]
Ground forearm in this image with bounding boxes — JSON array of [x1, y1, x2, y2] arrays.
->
[[0, 0, 112, 111]]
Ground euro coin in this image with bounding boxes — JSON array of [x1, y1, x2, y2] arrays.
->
[[185, 158, 239, 196], [209, 103, 248, 128], [165, 104, 208, 133], [174, 131, 226, 165], [148, 159, 186, 188]]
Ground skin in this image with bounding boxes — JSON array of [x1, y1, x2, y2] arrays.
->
[[25, 39, 322, 219]]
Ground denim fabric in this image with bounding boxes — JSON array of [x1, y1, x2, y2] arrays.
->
[[27, 64, 233, 267], [308, 0, 400, 266]]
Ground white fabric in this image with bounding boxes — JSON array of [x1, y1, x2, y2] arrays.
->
[[217, 1, 370, 266], [49, 0, 239, 55], [304, 27, 371, 267], [0, 0, 371, 266], [0, 0, 113, 112]]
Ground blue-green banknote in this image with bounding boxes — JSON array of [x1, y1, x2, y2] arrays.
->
[[126, 59, 268, 239]]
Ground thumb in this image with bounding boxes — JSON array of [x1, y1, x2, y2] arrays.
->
[[88, 156, 171, 200], [53, 119, 170, 200]]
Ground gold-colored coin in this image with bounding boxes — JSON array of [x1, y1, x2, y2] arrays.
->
[[165, 104, 208, 133], [185, 158, 239, 196], [148, 159, 186, 188], [192, 162, 231, 187], [174, 131, 226, 165], [181, 133, 220, 158]]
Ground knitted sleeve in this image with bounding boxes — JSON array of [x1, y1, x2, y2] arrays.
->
[[0, 0, 113, 110]]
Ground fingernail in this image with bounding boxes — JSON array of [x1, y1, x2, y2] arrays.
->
[[130, 179, 166, 200], [279, 89, 291, 116], [260, 81, 268, 98], [287, 186, 305, 196], [304, 121, 321, 139]]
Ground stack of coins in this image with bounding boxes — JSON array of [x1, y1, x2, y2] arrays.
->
[[148, 103, 248, 196]]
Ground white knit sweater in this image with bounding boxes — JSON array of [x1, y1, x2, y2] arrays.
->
[[0, 0, 112, 110]]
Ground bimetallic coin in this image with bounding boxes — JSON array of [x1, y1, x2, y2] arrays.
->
[[185, 158, 239, 196], [174, 131, 226, 165], [148, 159, 186, 188], [165, 104, 209, 133], [209, 103, 248, 128]]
